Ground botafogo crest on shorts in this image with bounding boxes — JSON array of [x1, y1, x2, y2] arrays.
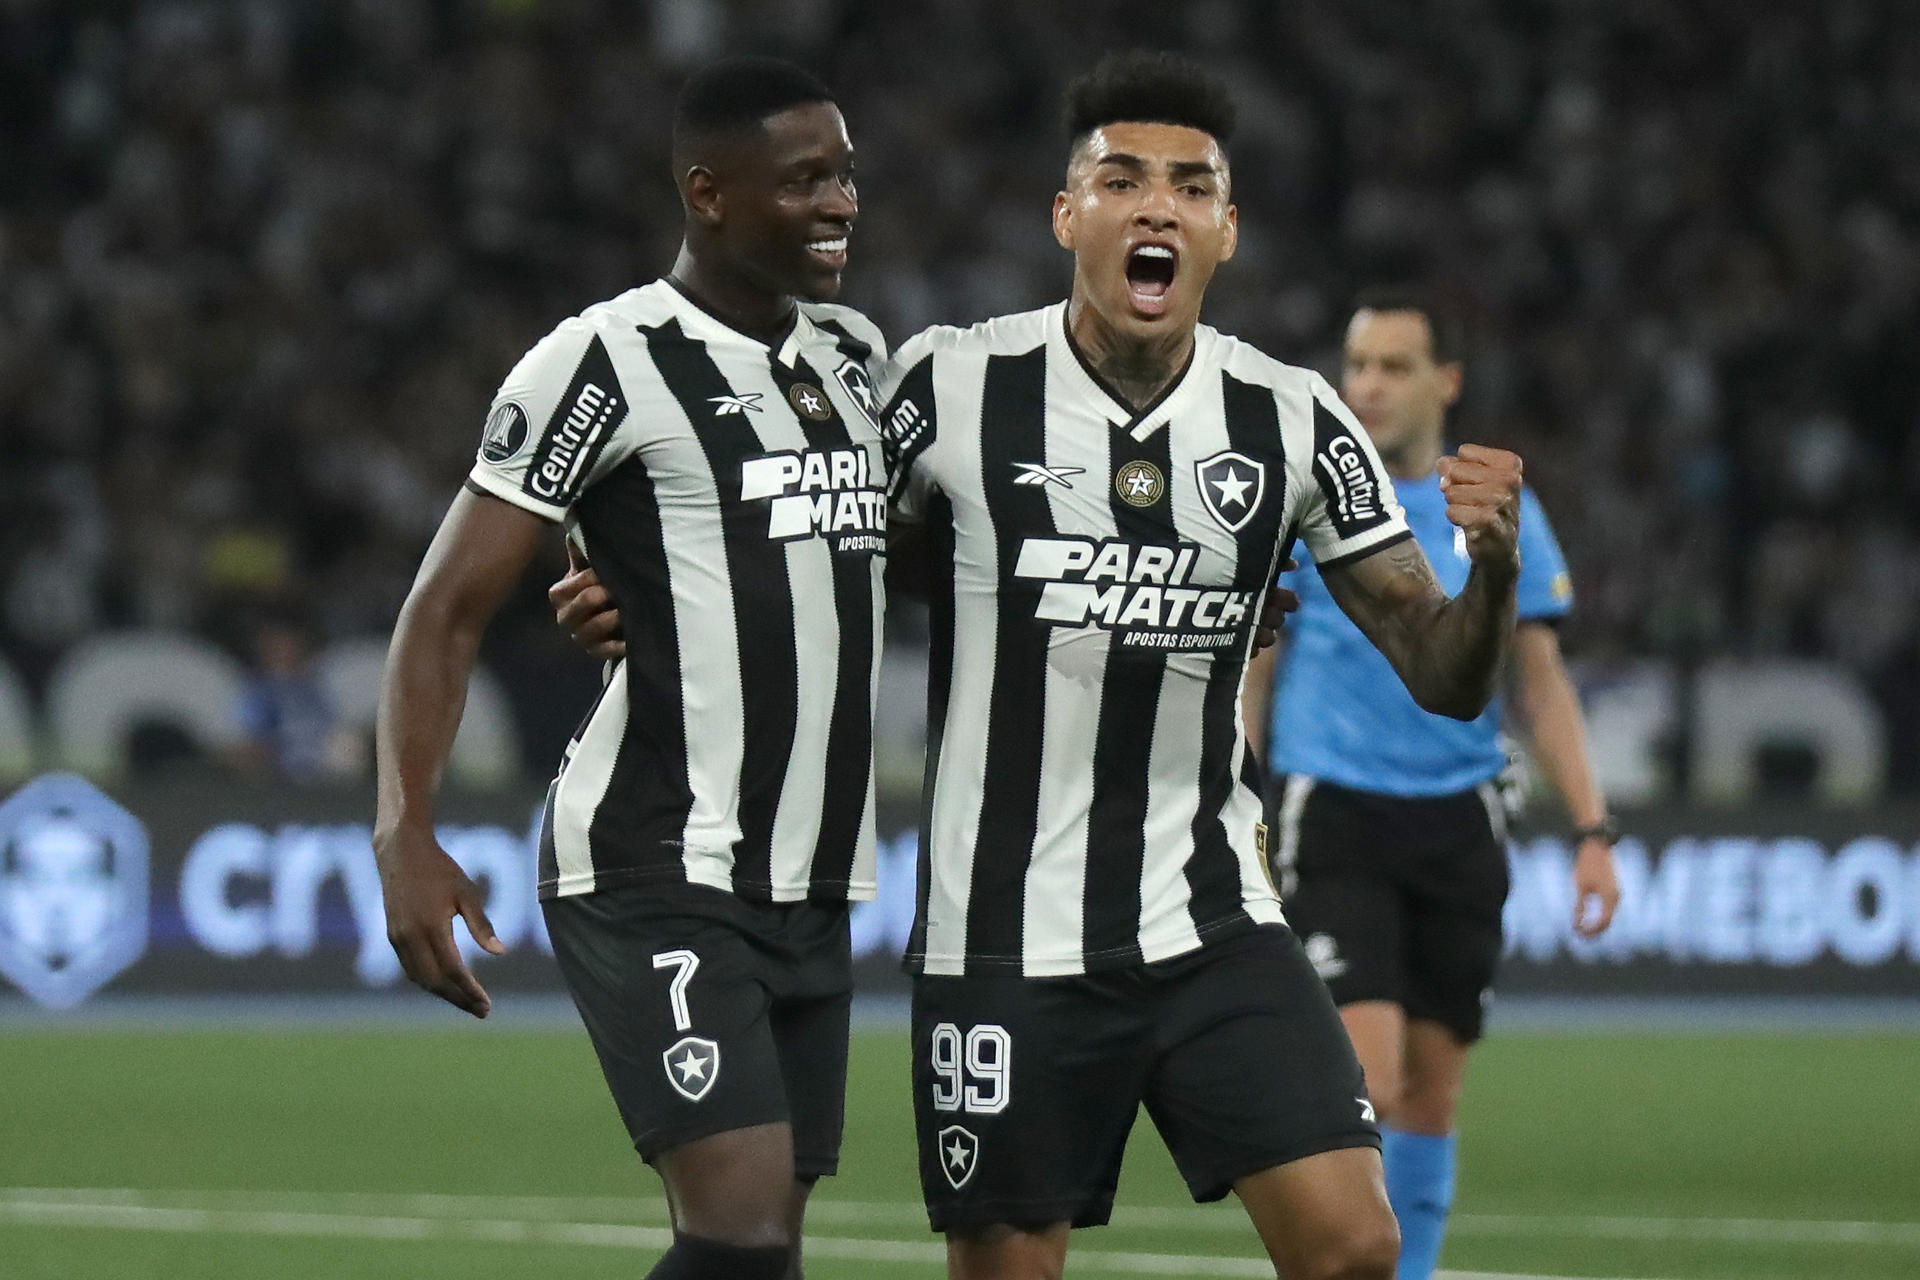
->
[[469, 279, 890, 906]]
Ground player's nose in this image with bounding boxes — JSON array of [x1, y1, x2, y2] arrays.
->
[[817, 175, 857, 222]]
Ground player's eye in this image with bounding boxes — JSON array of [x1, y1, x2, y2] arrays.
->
[[1105, 177, 1135, 191]]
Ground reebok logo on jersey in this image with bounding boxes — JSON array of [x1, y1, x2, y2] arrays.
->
[[1011, 462, 1084, 488], [740, 448, 886, 551], [707, 392, 763, 416], [1012, 537, 1257, 651], [1310, 400, 1390, 540]]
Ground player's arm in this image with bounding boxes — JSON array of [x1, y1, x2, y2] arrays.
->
[[1242, 644, 1277, 765], [1319, 444, 1521, 721], [1508, 621, 1620, 936], [374, 487, 549, 1017]]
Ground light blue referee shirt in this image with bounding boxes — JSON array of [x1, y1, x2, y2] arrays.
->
[[1268, 470, 1573, 796]]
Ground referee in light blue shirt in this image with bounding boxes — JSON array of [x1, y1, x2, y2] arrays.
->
[[1243, 288, 1621, 1280]]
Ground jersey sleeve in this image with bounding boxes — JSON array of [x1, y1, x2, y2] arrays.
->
[[1515, 485, 1574, 621], [1294, 373, 1412, 568], [876, 326, 944, 523], [466, 317, 634, 522]]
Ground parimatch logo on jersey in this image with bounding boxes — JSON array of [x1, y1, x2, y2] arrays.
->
[[1012, 537, 1257, 651], [739, 448, 886, 552]]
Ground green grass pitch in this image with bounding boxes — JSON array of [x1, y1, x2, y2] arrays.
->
[[3, 1022, 1916, 1278]]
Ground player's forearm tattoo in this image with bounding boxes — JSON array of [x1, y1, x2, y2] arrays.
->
[[1325, 538, 1516, 721]]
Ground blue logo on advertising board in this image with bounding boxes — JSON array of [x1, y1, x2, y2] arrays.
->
[[0, 774, 149, 1008]]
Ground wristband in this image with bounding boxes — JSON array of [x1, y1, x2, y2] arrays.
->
[[1571, 816, 1619, 844]]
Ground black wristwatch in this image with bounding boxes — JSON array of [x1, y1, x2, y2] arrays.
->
[[1571, 816, 1620, 844]]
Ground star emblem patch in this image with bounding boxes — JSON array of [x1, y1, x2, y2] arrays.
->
[[662, 1035, 721, 1102], [937, 1124, 980, 1190], [1194, 449, 1267, 533]]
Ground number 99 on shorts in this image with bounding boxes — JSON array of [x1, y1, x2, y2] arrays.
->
[[928, 1022, 1012, 1115]]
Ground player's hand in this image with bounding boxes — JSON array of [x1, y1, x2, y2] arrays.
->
[[1571, 836, 1620, 938], [549, 543, 626, 660], [1437, 444, 1522, 575], [1252, 560, 1301, 654], [373, 824, 504, 1017]]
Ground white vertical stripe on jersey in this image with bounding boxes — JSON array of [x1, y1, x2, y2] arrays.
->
[[644, 388, 747, 892], [549, 662, 630, 894], [920, 349, 995, 975], [1134, 369, 1239, 961], [746, 375, 836, 900], [1017, 360, 1114, 976]]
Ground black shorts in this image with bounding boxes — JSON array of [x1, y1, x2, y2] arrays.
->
[[1269, 775, 1509, 1042], [542, 882, 852, 1177], [910, 927, 1378, 1233]]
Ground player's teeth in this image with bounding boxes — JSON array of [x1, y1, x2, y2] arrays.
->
[[811, 239, 847, 252], [1135, 245, 1174, 259]]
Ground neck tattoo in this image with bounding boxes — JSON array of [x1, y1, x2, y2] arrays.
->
[[1092, 350, 1179, 412]]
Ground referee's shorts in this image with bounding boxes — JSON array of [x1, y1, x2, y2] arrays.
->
[[1266, 774, 1509, 1043]]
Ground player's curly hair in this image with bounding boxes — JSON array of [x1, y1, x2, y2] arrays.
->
[[1062, 50, 1237, 149]]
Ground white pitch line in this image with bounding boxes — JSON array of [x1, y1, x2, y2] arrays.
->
[[0, 1194, 1678, 1280]]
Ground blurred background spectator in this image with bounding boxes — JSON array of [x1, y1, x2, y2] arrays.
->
[[2, 0, 1916, 786]]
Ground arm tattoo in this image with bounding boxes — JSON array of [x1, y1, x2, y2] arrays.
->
[[1324, 537, 1516, 721]]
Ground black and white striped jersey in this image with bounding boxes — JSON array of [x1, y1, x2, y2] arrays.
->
[[468, 279, 889, 903], [882, 303, 1412, 977]]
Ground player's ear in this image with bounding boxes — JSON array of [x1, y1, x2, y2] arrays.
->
[[1219, 203, 1238, 262], [1052, 190, 1075, 250], [682, 166, 724, 227], [1437, 360, 1463, 407]]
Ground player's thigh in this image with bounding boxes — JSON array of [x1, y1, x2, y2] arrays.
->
[[945, 1222, 1072, 1280], [911, 970, 1151, 1235], [1236, 1145, 1398, 1280], [542, 887, 792, 1174], [765, 904, 853, 1181], [1402, 798, 1509, 1045], [1143, 929, 1381, 1207]]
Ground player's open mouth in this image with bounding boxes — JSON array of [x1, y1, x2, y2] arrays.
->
[[1125, 243, 1177, 315], [808, 237, 849, 269]]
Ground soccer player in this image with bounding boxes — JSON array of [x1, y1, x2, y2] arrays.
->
[[372, 58, 887, 1280], [876, 54, 1523, 1280], [1242, 290, 1622, 1280]]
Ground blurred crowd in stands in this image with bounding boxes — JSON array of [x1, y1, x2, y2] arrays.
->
[[3, 0, 1918, 778]]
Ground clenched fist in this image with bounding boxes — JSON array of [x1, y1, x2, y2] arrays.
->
[[1436, 444, 1522, 575]]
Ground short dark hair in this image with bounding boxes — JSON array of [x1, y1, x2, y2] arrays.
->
[[1350, 286, 1466, 364], [672, 56, 835, 161], [1063, 50, 1236, 150]]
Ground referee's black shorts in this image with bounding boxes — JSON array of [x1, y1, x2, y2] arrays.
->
[[542, 881, 852, 1176], [1267, 775, 1510, 1043]]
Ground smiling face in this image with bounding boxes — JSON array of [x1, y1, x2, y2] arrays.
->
[[1054, 122, 1237, 341], [690, 101, 858, 302]]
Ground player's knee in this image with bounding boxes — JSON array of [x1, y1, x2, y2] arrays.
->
[[1296, 1215, 1399, 1280], [644, 1231, 791, 1279]]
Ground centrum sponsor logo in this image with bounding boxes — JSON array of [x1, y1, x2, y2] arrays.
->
[[1315, 435, 1381, 526], [739, 447, 886, 550], [1012, 537, 1257, 651], [530, 382, 620, 500]]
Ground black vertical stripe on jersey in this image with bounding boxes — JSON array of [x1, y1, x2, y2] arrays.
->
[[572, 453, 695, 887], [968, 347, 1052, 968], [906, 490, 957, 970], [784, 353, 877, 890], [879, 355, 939, 505], [522, 334, 628, 507], [1079, 420, 1174, 967], [642, 319, 798, 895], [813, 317, 874, 363], [1185, 374, 1296, 929], [536, 777, 561, 890]]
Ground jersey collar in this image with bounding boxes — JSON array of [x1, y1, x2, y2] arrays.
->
[[657, 277, 815, 367], [1050, 302, 1209, 440]]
